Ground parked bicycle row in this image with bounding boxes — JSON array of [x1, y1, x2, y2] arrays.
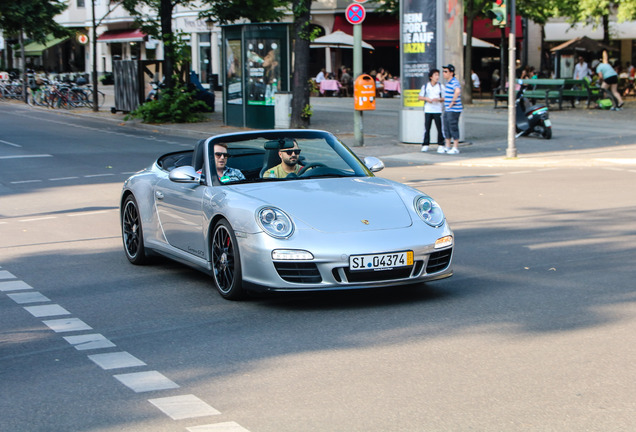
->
[[0, 78, 105, 109]]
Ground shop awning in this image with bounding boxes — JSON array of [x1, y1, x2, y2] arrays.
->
[[333, 15, 399, 47], [23, 35, 69, 56], [544, 21, 636, 41], [97, 29, 146, 43]]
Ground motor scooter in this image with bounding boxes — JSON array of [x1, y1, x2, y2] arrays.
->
[[515, 82, 552, 139]]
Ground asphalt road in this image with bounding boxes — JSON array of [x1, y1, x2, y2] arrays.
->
[[1, 102, 636, 432]]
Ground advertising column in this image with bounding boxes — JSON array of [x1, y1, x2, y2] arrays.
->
[[399, 0, 440, 143]]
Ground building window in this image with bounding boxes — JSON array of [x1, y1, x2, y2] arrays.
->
[[77, 0, 85, 7]]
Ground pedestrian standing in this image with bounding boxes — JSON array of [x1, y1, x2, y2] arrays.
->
[[418, 69, 444, 152], [441, 64, 462, 154]]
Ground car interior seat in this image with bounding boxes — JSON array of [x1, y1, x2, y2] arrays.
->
[[192, 139, 206, 172], [259, 139, 286, 177]]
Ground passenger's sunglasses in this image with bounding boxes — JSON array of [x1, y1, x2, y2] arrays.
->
[[214, 152, 230, 158], [281, 149, 301, 155]]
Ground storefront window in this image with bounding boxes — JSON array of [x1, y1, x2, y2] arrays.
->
[[246, 38, 280, 106], [130, 42, 141, 60], [226, 39, 242, 105]]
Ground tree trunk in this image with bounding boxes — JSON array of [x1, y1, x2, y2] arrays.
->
[[91, 0, 99, 111], [161, 0, 174, 90], [602, 14, 610, 47], [20, 31, 28, 104], [290, 0, 312, 128]]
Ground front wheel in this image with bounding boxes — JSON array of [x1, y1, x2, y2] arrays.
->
[[211, 219, 245, 300], [122, 195, 148, 265], [543, 126, 552, 139]]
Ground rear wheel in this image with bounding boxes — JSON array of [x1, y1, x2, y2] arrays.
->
[[211, 219, 245, 300], [543, 126, 552, 139], [122, 195, 148, 265]]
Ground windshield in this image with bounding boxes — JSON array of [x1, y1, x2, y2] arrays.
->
[[207, 131, 372, 184]]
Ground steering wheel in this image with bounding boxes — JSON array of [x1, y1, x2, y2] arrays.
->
[[298, 162, 327, 176]]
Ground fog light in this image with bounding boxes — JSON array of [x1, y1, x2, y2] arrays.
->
[[272, 249, 314, 260], [435, 236, 453, 249]]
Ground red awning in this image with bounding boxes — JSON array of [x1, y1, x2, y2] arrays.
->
[[97, 29, 146, 43], [333, 14, 399, 46], [469, 16, 523, 40]]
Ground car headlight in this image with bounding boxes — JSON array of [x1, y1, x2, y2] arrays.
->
[[414, 196, 445, 227], [257, 207, 294, 238]]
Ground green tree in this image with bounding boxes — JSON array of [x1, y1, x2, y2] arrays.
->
[[0, 0, 69, 102], [121, 0, 199, 90]]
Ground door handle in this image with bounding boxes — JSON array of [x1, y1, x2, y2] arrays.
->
[[155, 190, 164, 200]]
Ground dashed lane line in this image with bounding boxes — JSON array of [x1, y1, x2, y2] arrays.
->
[[0, 267, 249, 431], [0, 139, 22, 147], [0, 154, 53, 159]]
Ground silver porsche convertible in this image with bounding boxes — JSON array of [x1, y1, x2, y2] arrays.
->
[[120, 130, 453, 300]]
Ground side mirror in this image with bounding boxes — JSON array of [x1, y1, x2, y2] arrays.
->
[[169, 166, 201, 183], [364, 156, 384, 173]]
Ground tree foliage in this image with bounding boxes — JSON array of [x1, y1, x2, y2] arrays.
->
[[199, 0, 288, 24], [0, 0, 69, 43]]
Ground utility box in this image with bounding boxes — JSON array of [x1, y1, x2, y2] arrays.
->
[[274, 91, 291, 129], [354, 74, 376, 111]]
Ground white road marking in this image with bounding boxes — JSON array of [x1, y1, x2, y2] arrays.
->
[[7, 291, 50, 304], [42, 317, 93, 332], [11, 180, 43, 184], [63, 334, 116, 350], [0, 154, 52, 159], [0, 280, 33, 291], [187, 422, 251, 432], [149, 395, 221, 420], [88, 352, 147, 370], [113, 371, 180, 393], [0, 269, 251, 430], [0, 270, 16, 280], [50, 176, 79, 181], [24, 304, 71, 317], [84, 173, 115, 178], [0, 139, 21, 147], [19, 216, 56, 222], [68, 210, 111, 217]]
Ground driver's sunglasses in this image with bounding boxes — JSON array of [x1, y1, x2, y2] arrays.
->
[[214, 152, 230, 159], [282, 149, 301, 155]]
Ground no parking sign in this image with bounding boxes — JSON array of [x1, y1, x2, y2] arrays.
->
[[345, 3, 366, 25]]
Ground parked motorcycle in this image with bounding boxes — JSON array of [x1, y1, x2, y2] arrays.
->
[[515, 81, 552, 139]]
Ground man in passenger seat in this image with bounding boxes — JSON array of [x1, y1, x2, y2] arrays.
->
[[213, 143, 245, 183]]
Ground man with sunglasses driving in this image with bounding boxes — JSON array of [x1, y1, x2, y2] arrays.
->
[[213, 143, 245, 183], [264, 140, 303, 178]]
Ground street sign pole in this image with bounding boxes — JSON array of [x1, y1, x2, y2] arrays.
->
[[353, 23, 363, 146], [506, 0, 517, 158], [347, 1, 366, 147]]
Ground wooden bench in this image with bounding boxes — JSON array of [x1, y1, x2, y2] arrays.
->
[[562, 79, 602, 108], [493, 79, 566, 109]]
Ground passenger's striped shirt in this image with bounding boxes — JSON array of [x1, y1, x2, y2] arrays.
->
[[443, 76, 463, 112]]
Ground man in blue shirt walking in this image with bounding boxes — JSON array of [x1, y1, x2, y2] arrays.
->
[[440, 64, 463, 155]]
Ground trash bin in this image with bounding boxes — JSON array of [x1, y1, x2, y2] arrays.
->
[[274, 91, 292, 129], [354, 74, 376, 111]]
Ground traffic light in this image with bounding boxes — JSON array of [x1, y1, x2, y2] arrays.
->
[[487, 0, 507, 27]]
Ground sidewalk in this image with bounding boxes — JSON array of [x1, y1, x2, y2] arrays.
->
[[10, 85, 636, 168]]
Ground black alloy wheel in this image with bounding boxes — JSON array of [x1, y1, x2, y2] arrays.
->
[[122, 195, 148, 265], [211, 219, 244, 300]]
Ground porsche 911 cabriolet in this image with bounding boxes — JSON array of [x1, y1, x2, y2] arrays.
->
[[120, 129, 453, 299]]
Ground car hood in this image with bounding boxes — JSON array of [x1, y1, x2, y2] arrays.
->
[[239, 177, 413, 232]]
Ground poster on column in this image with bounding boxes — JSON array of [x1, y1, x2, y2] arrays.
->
[[401, 0, 436, 107]]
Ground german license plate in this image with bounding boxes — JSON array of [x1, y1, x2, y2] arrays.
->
[[544, 119, 551, 127], [349, 251, 414, 271]]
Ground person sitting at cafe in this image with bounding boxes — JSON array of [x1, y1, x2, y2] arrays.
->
[[263, 140, 303, 178]]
